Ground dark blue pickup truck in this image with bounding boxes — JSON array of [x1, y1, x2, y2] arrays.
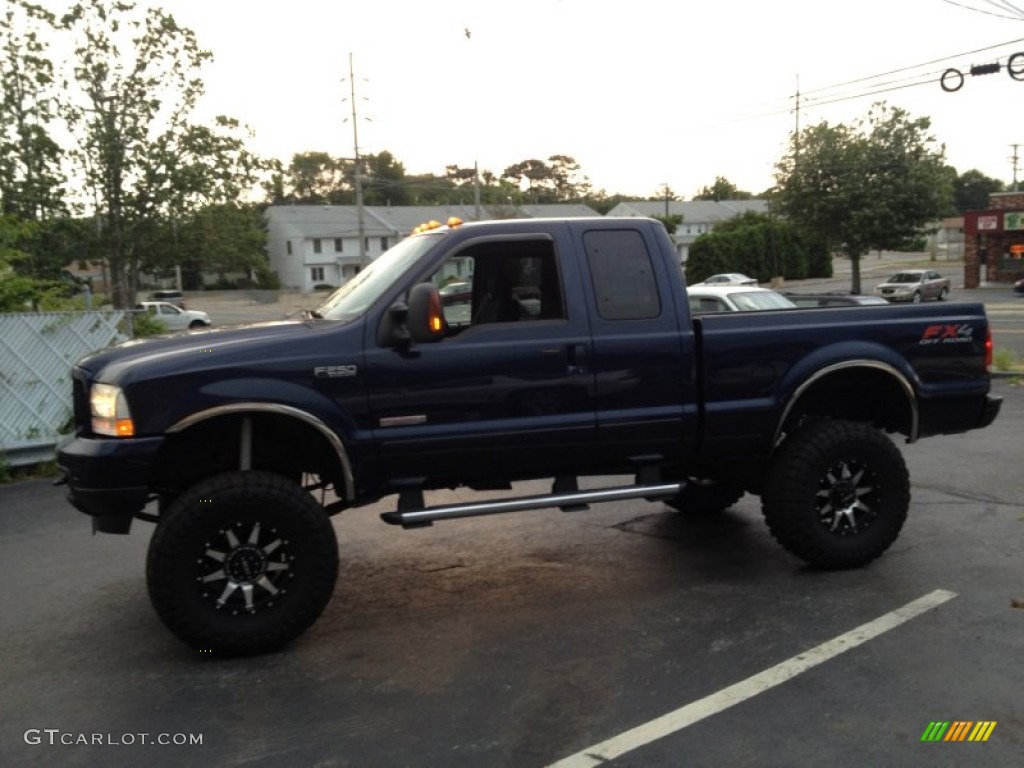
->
[[57, 217, 1001, 654]]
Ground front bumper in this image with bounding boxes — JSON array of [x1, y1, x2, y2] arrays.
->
[[57, 433, 165, 533]]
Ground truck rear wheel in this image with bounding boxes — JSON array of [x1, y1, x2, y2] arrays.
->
[[146, 470, 338, 655], [761, 420, 909, 569], [665, 479, 744, 514]]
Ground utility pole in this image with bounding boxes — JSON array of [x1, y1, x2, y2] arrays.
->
[[793, 74, 801, 164], [347, 53, 367, 268], [1011, 144, 1021, 192], [474, 161, 482, 220]]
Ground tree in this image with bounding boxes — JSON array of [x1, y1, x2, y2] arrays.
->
[[693, 177, 752, 201], [953, 169, 1004, 213], [501, 155, 591, 203], [685, 211, 829, 284], [362, 151, 410, 205], [772, 103, 953, 293], [0, 1, 64, 220], [285, 151, 345, 204], [58, 1, 264, 307]]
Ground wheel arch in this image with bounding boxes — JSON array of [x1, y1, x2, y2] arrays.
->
[[154, 403, 355, 500], [774, 360, 919, 446]]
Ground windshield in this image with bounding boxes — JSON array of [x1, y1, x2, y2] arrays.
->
[[887, 272, 921, 284], [315, 234, 443, 321], [728, 291, 796, 310]]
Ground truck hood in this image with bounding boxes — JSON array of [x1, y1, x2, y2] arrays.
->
[[77, 319, 347, 382]]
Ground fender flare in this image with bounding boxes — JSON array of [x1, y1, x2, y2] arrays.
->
[[773, 360, 919, 446], [167, 403, 355, 500]]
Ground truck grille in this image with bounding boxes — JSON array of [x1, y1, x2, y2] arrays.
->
[[72, 368, 90, 434]]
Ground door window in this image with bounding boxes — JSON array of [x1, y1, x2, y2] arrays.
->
[[430, 240, 565, 334]]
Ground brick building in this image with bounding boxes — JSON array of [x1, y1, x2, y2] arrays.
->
[[964, 191, 1024, 287]]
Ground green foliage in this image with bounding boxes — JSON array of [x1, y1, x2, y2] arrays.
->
[[992, 347, 1017, 373], [693, 177, 753, 201], [55, 0, 266, 307], [253, 263, 281, 289], [502, 155, 592, 202], [125, 310, 167, 338], [652, 214, 683, 235], [0, 1, 65, 220], [772, 102, 952, 293], [953, 169, 1004, 214], [684, 212, 829, 283]]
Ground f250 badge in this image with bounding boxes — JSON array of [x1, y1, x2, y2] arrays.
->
[[920, 324, 974, 345], [314, 365, 358, 378]]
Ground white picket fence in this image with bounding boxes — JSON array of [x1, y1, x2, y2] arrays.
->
[[0, 311, 128, 467]]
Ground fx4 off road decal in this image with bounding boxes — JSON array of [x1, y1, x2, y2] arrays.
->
[[920, 324, 974, 345]]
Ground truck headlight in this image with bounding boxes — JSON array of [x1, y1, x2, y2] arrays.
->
[[90, 383, 135, 437]]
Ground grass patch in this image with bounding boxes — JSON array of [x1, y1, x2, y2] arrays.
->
[[0, 458, 59, 485], [992, 347, 1019, 373]]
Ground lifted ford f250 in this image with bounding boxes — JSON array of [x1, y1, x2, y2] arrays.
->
[[57, 217, 1002, 654]]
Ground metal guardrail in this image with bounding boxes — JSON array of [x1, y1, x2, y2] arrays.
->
[[0, 311, 127, 467]]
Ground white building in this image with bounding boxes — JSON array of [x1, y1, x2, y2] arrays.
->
[[606, 200, 769, 263], [265, 204, 600, 291]]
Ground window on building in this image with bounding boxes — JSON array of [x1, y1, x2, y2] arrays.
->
[[380, 237, 389, 251], [334, 238, 343, 252], [311, 266, 325, 282], [286, 240, 293, 255], [313, 239, 322, 254]]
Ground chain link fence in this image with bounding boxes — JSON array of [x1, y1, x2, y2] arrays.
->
[[0, 311, 128, 467]]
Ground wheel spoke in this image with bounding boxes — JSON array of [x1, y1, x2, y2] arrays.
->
[[242, 584, 255, 610], [266, 561, 290, 573], [225, 529, 240, 548], [256, 576, 280, 595], [205, 548, 227, 563], [216, 581, 239, 606], [262, 539, 283, 556], [201, 569, 226, 583], [247, 522, 261, 545]]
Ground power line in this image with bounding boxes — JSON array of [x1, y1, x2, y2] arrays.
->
[[714, 37, 1024, 127], [942, 0, 1024, 20]]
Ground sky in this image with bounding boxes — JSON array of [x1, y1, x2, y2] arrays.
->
[[64, 0, 1024, 198]]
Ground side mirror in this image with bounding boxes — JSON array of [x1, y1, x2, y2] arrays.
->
[[407, 282, 446, 343]]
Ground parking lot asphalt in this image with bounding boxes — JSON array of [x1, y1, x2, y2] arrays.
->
[[1, 380, 1021, 767]]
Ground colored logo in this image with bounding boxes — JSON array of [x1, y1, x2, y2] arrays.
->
[[921, 721, 997, 742]]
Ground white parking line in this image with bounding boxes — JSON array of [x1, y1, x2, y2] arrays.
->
[[547, 589, 958, 768]]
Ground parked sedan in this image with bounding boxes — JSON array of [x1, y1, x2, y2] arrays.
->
[[874, 269, 950, 303], [135, 301, 211, 330], [687, 285, 796, 314], [1014, 277, 1024, 295], [695, 273, 758, 286]]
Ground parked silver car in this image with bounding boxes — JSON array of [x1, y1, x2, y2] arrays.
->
[[135, 301, 212, 330], [874, 269, 950, 303], [687, 285, 796, 314]]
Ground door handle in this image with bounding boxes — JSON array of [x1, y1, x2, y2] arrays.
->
[[567, 343, 588, 375]]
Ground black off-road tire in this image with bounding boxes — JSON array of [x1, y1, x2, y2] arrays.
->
[[761, 420, 910, 570], [146, 470, 339, 655], [665, 479, 745, 515]]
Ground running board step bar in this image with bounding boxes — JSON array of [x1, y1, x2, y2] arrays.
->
[[380, 482, 684, 528]]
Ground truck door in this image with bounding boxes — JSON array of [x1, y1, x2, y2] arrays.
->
[[363, 232, 598, 484], [577, 226, 699, 463]]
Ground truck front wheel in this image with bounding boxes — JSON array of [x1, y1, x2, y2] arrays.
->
[[146, 470, 339, 655], [761, 420, 909, 569]]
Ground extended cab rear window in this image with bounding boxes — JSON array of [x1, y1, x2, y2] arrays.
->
[[584, 229, 661, 321]]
